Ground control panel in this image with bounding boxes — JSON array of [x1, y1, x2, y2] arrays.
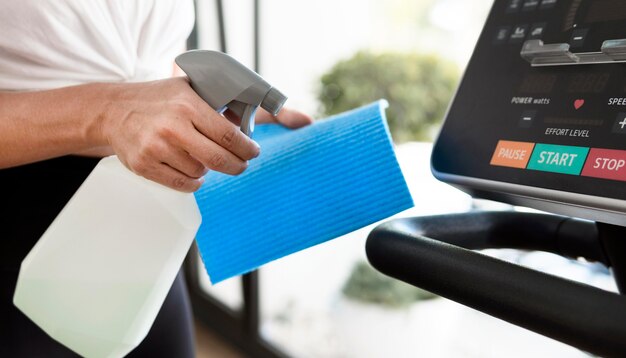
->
[[432, 0, 626, 222]]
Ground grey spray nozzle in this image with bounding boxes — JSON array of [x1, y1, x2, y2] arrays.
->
[[175, 50, 288, 137]]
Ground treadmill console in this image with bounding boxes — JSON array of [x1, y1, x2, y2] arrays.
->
[[432, 0, 626, 224]]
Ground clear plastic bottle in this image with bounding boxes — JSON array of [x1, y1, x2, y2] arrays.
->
[[13, 156, 201, 357], [12, 49, 284, 357]]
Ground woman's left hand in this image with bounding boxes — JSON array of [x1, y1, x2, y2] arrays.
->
[[255, 107, 313, 128], [225, 107, 313, 129]]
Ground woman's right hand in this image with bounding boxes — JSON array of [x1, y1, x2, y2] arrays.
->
[[100, 77, 260, 192]]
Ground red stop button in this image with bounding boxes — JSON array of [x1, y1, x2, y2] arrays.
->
[[581, 148, 626, 182]]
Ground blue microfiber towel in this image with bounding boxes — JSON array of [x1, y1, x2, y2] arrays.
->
[[194, 100, 414, 283]]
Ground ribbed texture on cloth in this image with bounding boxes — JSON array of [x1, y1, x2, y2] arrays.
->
[[194, 101, 414, 283]]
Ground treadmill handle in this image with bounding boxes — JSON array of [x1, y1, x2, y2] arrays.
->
[[366, 212, 626, 357]]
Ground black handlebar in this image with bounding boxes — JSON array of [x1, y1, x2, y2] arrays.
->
[[366, 212, 626, 357]]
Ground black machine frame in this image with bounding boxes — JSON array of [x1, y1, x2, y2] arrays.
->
[[367, 212, 626, 356], [368, 0, 626, 355]]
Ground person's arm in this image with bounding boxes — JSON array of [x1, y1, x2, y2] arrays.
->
[[0, 77, 261, 192]]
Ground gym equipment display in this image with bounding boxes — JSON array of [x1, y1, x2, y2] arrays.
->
[[368, 1, 626, 356], [432, 0, 626, 225]]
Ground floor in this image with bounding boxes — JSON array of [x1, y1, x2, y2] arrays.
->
[[194, 319, 244, 358]]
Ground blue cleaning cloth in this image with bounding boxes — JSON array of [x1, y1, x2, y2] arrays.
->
[[194, 100, 414, 283]]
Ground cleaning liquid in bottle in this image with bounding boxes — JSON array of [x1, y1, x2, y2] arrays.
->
[[13, 156, 201, 357], [13, 50, 286, 357]]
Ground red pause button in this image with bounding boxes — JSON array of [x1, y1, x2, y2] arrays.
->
[[581, 148, 626, 182]]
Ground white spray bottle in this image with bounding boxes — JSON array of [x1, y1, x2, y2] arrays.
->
[[12, 50, 286, 358]]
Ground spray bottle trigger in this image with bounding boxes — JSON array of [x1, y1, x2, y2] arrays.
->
[[226, 100, 258, 137], [239, 104, 257, 137]]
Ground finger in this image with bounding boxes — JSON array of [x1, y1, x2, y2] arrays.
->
[[181, 130, 250, 175], [277, 108, 314, 128], [143, 163, 205, 193], [162, 148, 208, 179], [255, 108, 278, 124], [258, 108, 314, 128], [189, 102, 260, 160]]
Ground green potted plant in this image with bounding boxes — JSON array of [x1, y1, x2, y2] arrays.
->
[[318, 51, 458, 142]]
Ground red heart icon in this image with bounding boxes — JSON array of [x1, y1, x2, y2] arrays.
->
[[574, 99, 585, 110]]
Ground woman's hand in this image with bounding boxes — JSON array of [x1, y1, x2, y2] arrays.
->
[[255, 107, 313, 128], [223, 106, 313, 129], [101, 77, 261, 192]]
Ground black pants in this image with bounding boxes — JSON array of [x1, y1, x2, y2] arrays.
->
[[0, 157, 195, 357]]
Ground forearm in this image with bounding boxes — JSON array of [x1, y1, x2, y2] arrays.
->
[[73, 146, 115, 158], [0, 76, 308, 192], [0, 83, 113, 168]]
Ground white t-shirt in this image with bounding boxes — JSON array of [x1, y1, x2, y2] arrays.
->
[[0, 0, 194, 91]]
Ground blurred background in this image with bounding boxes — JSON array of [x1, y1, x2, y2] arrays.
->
[[187, 0, 614, 357]]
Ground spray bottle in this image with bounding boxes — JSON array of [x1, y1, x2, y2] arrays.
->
[[13, 50, 286, 358]]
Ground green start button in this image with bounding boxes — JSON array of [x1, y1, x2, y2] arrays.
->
[[527, 143, 589, 175]]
